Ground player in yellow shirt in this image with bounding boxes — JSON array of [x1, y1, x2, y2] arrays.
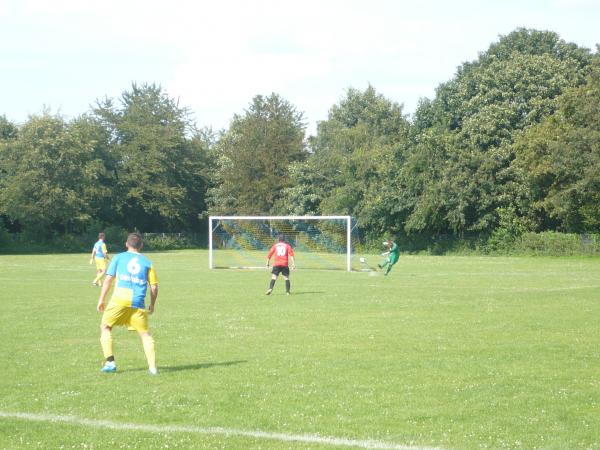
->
[[97, 233, 159, 375], [90, 232, 109, 286]]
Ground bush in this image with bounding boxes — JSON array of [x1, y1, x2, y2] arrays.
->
[[142, 233, 203, 251], [364, 232, 600, 256], [78, 223, 128, 253], [0, 230, 79, 253], [515, 232, 600, 256], [101, 225, 130, 253], [0, 224, 9, 247], [51, 234, 88, 252]]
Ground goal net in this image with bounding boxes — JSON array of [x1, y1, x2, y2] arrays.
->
[[209, 216, 357, 271]]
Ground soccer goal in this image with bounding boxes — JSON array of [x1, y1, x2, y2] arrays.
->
[[209, 216, 357, 271]]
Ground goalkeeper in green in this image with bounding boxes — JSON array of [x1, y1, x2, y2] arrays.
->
[[378, 239, 399, 276]]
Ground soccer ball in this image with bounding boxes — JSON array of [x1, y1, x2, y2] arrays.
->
[[359, 257, 366, 263]]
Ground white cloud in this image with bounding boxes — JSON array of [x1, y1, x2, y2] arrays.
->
[[1, 0, 599, 130], [162, 1, 468, 129]]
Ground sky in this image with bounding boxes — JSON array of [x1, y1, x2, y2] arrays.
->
[[1, 0, 599, 135]]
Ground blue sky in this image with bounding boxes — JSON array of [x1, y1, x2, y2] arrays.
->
[[1, 0, 599, 135]]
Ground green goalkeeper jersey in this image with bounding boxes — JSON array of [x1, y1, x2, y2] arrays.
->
[[389, 242, 399, 262]]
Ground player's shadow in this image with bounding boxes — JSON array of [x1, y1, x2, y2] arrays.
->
[[286, 291, 325, 295], [161, 360, 248, 373], [125, 360, 247, 373]]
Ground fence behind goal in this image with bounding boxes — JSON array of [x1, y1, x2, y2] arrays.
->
[[209, 216, 358, 271]]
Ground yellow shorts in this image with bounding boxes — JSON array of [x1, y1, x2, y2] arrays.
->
[[101, 303, 149, 333], [95, 258, 108, 271]]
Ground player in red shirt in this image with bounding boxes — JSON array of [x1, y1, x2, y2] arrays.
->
[[266, 234, 296, 295]]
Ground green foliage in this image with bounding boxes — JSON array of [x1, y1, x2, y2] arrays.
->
[[0, 220, 9, 247], [284, 86, 410, 238], [516, 231, 600, 255], [93, 83, 208, 232], [0, 115, 18, 140], [277, 161, 322, 215], [93, 224, 130, 252], [403, 29, 593, 237], [142, 232, 204, 251], [0, 84, 210, 242], [0, 113, 112, 237], [512, 53, 600, 232], [0, 29, 599, 249], [207, 93, 306, 215], [485, 206, 530, 253], [0, 230, 87, 253]]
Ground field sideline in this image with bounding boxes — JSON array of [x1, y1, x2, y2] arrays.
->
[[1, 250, 599, 449]]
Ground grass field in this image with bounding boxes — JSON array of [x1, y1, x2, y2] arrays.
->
[[1, 251, 600, 449]]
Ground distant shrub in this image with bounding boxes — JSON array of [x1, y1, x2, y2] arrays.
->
[[142, 233, 202, 251], [515, 232, 600, 256], [362, 232, 600, 256], [0, 224, 8, 245], [101, 226, 130, 252], [51, 234, 87, 252], [0, 230, 77, 253]]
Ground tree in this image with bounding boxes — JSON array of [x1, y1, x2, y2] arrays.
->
[[0, 113, 111, 236], [512, 51, 600, 232], [93, 83, 208, 231], [0, 115, 18, 141], [207, 93, 306, 215], [0, 116, 19, 233], [402, 28, 593, 235], [283, 86, 410, 238]]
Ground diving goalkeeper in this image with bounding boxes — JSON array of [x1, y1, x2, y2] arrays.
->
[[378, 238, 399, 276]]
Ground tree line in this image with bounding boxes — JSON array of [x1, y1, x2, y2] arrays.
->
[[1, 28, 599, 250]]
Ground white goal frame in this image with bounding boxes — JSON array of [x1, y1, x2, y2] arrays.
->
[[209, 215, 353, 271]]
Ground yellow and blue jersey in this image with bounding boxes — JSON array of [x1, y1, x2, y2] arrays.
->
[[106, 251, 158, 309], [93, 240, 108, 259]]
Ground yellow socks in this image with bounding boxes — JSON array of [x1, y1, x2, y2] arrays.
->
[[101, 330, 156, 373], [142, 334, 156, 370], [100, 330, 113, 359]]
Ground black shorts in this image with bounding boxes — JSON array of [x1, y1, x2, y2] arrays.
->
[[271, 265, 290, 277]]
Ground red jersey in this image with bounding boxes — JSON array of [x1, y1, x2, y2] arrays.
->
[[267, 242, 295, 267]]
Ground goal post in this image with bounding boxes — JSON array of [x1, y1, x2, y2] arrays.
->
[[209, 216, 355, 271]]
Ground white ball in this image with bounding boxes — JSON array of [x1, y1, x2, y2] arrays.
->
[[359, 257, 366, 263]]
